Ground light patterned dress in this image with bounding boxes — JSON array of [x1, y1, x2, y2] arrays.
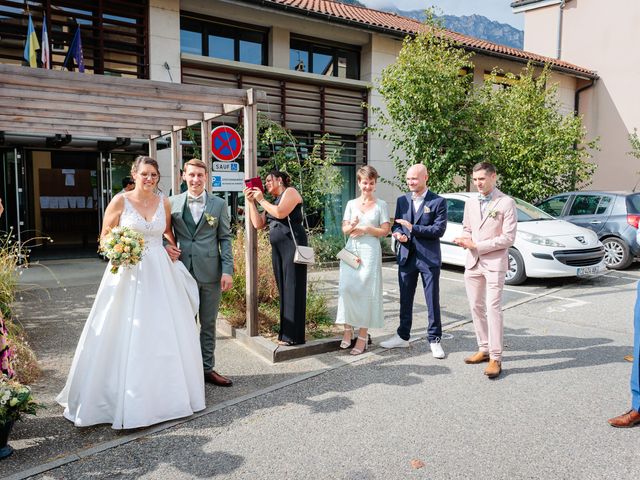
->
[[335, 198, 389, 329]]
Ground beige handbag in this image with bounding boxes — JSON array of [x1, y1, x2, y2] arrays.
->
[[287, 215, 315, 265], [337, 246, 361, 269]]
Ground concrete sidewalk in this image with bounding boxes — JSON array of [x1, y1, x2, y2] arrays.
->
[[3, 259, 640, 479]]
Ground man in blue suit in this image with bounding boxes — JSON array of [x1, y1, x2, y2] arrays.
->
[[608, 282, 640, 428], [381, 164, 448, 358]]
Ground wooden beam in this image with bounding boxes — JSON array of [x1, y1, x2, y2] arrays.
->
[[201, 120, 212, 193], [0, 108, 190, 130], [0, 64, 253, 103], [0, 87, 224, 115], [148, 138, 157, 159], [0, 123, 161, 137], [243, 101, 259, 337], [0, 98, 219, 120], [0, 114, 173, 132], [171, 130, 183, 196]]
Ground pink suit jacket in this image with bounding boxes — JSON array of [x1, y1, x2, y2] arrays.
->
[[462, 189, 518, 272]]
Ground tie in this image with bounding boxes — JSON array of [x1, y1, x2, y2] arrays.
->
[[188, 195, 204, 205]]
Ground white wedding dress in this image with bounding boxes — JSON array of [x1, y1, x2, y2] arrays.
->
[[57, 195, 206, 429]]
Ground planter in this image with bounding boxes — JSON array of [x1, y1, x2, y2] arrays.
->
[[0, 420, 14, 460]]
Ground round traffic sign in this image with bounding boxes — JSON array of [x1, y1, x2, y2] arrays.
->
[[211, 126, 242, 162]]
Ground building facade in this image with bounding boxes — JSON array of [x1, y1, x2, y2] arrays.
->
[[512, 0, 640, 190], [0, 0, 594, 255]]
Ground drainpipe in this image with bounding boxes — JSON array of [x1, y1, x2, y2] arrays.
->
[[556, 0, 566, 59], [574, 78, 595, 117]]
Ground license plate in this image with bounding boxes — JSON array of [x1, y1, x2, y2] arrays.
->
[[577, 263, 605, 276]]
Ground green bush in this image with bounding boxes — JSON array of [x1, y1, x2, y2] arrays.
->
[[308, 234, 343, 265], [221, 227, 335, 339]]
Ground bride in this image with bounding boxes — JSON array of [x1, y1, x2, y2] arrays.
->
[[57, 156, 205, 429]]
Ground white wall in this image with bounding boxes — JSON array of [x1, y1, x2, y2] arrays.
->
[[149, 0, 181, 82]]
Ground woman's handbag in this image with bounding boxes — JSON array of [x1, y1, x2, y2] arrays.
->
[[287, 215, 315, 265], [337, 247, 361, 269]]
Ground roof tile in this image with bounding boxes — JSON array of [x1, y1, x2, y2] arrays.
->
[[247, 0, 595, 77]]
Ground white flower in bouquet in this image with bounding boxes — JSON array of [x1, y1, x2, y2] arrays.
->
[[99, 226, 145, 274]]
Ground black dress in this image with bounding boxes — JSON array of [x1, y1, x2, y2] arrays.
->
[[267, 197, 307, 344]]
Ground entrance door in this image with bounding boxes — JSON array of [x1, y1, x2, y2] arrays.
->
[[97, 152, 113, 234], [0, 148, 29, 245]]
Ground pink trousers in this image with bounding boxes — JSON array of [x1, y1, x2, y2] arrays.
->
[[464, 265, 506, 361]]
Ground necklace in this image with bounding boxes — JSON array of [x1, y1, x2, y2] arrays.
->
[[360, 196, 374, 206]]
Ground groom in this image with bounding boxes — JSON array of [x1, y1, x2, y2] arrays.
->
[[166, 159, 234, 387]]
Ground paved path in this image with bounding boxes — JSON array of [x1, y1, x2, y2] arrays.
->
[[2, 259, 639, 479]]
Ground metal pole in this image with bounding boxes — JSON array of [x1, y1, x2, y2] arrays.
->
[[244, 90, 259, 337]]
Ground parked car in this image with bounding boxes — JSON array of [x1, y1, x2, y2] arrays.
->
[[536, 191, 640, 269], [392, 192, 606, 285]]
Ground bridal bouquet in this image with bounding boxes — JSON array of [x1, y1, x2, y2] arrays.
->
[[100, 226, 145, 274], [0, 376, 43, 425]]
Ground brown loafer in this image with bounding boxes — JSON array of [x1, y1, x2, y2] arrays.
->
[[464, 351, 490, 364], [608, 409, 640, 428], [204, 370, 233, 387], [624, 355, 634, 363], [484, 359, 502, 378]]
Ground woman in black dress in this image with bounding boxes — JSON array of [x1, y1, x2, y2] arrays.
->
[[244, 171, 307, 345]]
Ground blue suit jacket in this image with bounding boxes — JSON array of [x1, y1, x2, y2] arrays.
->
[[393, 191, 447, 270]]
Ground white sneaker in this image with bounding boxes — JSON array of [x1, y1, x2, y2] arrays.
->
[[380, 334, 410, 349], [430, 341, 445, 359]]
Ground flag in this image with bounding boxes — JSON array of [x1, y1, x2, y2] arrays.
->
[[63, 25, 85, 73], [23, 13, 40, 68], [41, 15, 50, 69]]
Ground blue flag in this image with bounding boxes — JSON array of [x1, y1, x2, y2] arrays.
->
[[63, 25, 85, 73]]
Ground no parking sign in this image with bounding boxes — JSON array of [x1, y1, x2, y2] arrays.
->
[[211, 126, 242, 162]]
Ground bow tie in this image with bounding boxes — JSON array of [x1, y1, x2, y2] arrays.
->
[[188, 195, 204, 205], [412, 194, 425, 201], [479, 194, 491, 202]]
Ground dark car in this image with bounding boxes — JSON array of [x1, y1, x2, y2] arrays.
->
[[536, 191, 640, 269]]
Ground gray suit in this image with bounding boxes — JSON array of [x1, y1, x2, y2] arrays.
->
[[169, 192, 233, 372]]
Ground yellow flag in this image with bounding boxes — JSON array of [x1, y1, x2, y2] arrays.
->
[[23, 14, 40, 68]]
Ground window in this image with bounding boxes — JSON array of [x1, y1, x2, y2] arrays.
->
[[180, 15, 267, 66], [537, 195, 570, 217], [290, 37, 360, 80], [568, 195, 602, 216], [446, 199, 465, 224]]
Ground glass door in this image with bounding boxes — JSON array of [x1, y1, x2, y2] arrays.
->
[[97, 152, 113, 236], [0, 148, 29, 245]]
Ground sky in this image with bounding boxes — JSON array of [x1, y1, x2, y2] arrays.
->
[[359, 0, 524, 29]]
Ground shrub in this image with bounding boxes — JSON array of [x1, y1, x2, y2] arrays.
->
[[0, 233, 41, 383], [221, 227, 335, 339], [308, 233, 343, 265]]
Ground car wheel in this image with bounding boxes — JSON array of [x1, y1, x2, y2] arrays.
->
[[602, 237, 632, 269], [505, 248, 526, 285]]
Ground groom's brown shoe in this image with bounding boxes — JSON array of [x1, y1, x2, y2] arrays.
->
[[624, 355, 634, 363], [464, 351, 490, 364], [608, 409, 640, 428], [484, 360, 502, 379], [204, 371, 233, 387]]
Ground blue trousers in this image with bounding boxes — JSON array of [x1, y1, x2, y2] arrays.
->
[[632, 282, 640, 411], [397, 257, 441, 342]]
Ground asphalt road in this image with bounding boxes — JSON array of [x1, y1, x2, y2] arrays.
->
[[4, 260, 640, 479]]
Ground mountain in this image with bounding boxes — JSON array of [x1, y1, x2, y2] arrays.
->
[[333, 1, 524, 50]]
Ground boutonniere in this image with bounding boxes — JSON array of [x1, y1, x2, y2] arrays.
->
[[487, 209, 498, 219], [204, 213, 218, 228], [423, 206, 431, 214]]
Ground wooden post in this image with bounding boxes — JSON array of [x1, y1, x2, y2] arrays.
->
[[171, 130, 182, 195], [244, 89, 259, 337], [148, 137, 157, 159], [201, 119, 213, 193]]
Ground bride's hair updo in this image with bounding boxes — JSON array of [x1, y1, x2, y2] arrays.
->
[[131, 156, 160, 180]]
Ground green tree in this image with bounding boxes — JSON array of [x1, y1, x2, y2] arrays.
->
[[373, 15, 598, 202], [373, 13, 488, 192], [480, 66, 597, 202], [256, 115, 343, 225], [628, 128, 640, 161]]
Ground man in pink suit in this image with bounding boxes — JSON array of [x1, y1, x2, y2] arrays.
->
[[453, 162, 517, 379]]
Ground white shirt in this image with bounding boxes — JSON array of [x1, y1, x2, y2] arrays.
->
[[187, 191, 206, 223], [412, 188, 428, 214]]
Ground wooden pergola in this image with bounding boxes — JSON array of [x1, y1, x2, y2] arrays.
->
[[0, 63, 262, 336]]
